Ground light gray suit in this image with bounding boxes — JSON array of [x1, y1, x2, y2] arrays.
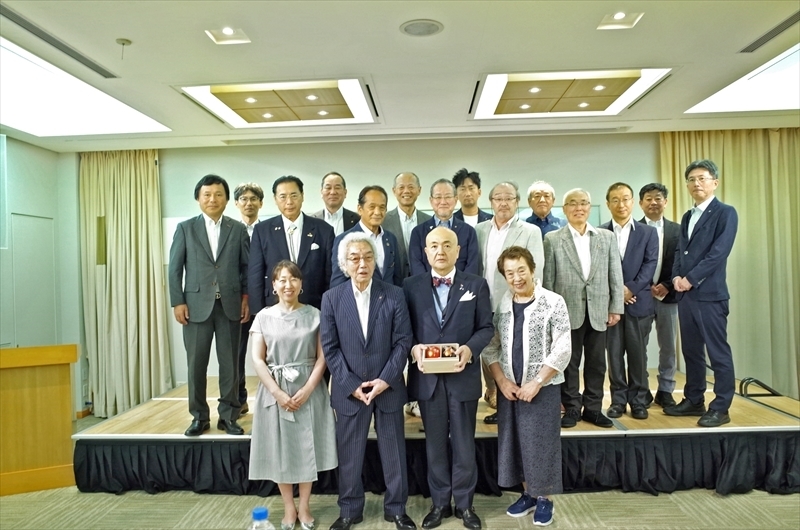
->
[[475, 218, 544, 311], [543, 225, 623, 412], [169, 214, 249, 421], [382, 207, 432, 280]]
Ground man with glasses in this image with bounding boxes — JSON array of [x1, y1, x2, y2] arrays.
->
[[475, 182, 544, 425], [233, 183, 265, 415], [543, 189, 624, 428], [409, 179, 479, 276], [600, 183, 658, 421], [312, 171, 359, 236], [665, 160, 738, 428], [525, 181, 566, 238], [452, 168, 492, 227], [383, 172, 432, 281], [249, 176, 335, 314], [639, 183, 681, 409]]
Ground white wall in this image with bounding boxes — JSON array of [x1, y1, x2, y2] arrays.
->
[[159, 132, 665, 380]]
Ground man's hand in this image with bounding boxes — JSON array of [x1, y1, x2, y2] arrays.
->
[[651, 283, 668, 298], [623, 286, 635, 304], [607, 313, 621, 327], [673, 276, 693, 292], [412, 344, 425, 372], [362, 379, 389, 406], [351, 386, 370, 405], [240, 297, 250, 323], [173, 304, 189, 325], [453, 345, 473, 372]]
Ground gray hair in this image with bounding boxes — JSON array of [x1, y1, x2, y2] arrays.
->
[[393, 172, 421, 188], [489, 181, 520, 201], [337, 231, 378, 275], [430, 178, 456, 197], [527, 180, 556, 199], [563, 188, 592, 205]]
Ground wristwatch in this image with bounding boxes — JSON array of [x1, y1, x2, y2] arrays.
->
[[535, 375, 544, 384]]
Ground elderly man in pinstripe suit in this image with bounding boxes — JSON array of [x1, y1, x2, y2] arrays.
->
[[321, 232, 416, 530]]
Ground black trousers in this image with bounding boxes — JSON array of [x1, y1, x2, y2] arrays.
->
[[562, 309, 607, 412]]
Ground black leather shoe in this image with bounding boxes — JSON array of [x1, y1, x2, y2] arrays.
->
[[654, 391, 676, 408], [184, 420, 210, 437], [560, 408, 581, 428], [482, 412, 498, 425], [421, 505, 452, 529], [217, 418, 244, 435], [384, 513, 416, 530], [697, 409, 731, 427], [664, 398, 706, 417], [329, 516, 362, 530], [454, 507, 481, 529], [631, 404, 649, 420], [582, 409, 613, 428], [606, 403, 625, 418], [240, 402, 249, 415]]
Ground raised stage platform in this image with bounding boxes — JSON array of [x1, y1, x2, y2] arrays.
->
[[73, 372, 800, 497]]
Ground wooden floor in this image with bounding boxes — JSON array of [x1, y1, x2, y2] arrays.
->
[[74, 370, 800, 442]]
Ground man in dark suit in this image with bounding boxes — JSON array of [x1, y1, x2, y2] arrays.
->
[[666, 159, 738, 428], [249, 176, 335, 313], [543, 189, 624, 429], [600, 182, 658, 420], [409, 179, 479, 277], [452, 168, 492, 227], [311, 171, 359, 236], [321, 232, 416, 530], [404, 227, 494, 530], [331, 185, 403, 287], [233, 182, 264, 416], [639, 183, 681, 408], [382, 172, 432, 280], [168, 175, 250, 436]]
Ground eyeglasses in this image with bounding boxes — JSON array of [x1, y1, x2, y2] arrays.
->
[[276, 193, 302, 202], [686, 176, 716, 184], [491, 196, 517, 204], [608, 197, 632, 206], [431, 195, 455, 202], [347, 255, 375, 265], [237, 196, 261, 203], [565, 201, 591, 208]]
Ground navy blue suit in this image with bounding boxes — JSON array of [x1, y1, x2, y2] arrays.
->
[[248, 213, 334, 312], [408, 218, 480, 277], [321, 279, 412, 518], [453, 207, 492, 225], [330, 224, 403, 288], [403, 271, 493, 510], [672, 197, 738, 412], [600, 221, 658, 407]]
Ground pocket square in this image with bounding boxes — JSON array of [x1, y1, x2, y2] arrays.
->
[[310, 242, 320, 250], [459, 291, 476, 302]]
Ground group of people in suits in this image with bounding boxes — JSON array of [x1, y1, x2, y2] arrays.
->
[[167, 159, 738, 529]]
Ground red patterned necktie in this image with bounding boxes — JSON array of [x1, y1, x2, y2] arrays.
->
[[432, 276, 452, 288]]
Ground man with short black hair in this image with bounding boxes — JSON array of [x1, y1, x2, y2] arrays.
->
[[666, 159, 738, 428], [312, 171, 359, 235], [452, 168, 492, 226]]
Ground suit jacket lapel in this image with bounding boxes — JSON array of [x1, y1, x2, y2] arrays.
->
[[216, 217, 232, 259], [342, 283, 367, 347], [689, 198, 717, 242], [293, 213, 313, 267], [366, 282, 385, 345], [587, 230, 602, 281], [504, 220, 523, 247], [561, 228, 584, 279], [440, 272, 464, 329], [192, 215, 215, 262]]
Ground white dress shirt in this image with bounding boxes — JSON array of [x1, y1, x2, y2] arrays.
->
[[242, 219, 258, 240], [282, 214, 304, 262], [688, 195, 714, 239], [431, 268, 456, 323], [202, 213, 222, 259], [352, 279, 372, 339], [612, 218, 635, 260], [568, 223, 597, 281], [485, 217, 513, 307], [399, 208, 418, 249], [324, 208, 344, 236]]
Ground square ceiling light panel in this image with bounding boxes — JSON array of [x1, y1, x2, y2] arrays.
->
[[0, 37, 170, 137], [473, 69, 671, 120], [181, 79, 374, 128], [686, 43, 800, 113]]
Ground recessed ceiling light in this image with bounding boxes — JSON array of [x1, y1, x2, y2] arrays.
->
[[262, 113, 273, 119], [529, 87, 541, 93], [613, 12, 626, 20], [597, 12, 644, 30], [317, 110, 329, 116], [593, 85, 605, 91], [245, 97, 257, 103], [222, 27, 235, 36], [306, 95, 318, 101], [519, 104, 531, 110], [205, 27, 251, 45], [578, 102, 590, 108], [400, 19, 444, 37], [0, 37, 170, 136]]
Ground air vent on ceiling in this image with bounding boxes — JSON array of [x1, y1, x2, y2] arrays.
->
[[740, 11, 800, 53], [0, 3, 117, 78]]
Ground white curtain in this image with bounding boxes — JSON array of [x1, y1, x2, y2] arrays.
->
[[660, 128, 800, 399], [79, 149, 172, 417]]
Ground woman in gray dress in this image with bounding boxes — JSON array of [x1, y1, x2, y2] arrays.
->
[[483, 246, 571, 527], [249, 260, 337, 530]]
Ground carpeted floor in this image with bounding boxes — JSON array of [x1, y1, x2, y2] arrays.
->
[[1, 487, 798, 529]]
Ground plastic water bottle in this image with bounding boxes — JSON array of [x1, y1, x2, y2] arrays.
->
[[248, 506, 275, 530]]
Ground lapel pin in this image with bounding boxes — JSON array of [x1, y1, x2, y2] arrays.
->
[[274, 226, 281, 231], [307, 233, 313, 237], [459, 284, 464, 290]]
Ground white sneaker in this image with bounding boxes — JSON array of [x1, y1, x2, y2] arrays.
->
[[404, 401, 422, 417]]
